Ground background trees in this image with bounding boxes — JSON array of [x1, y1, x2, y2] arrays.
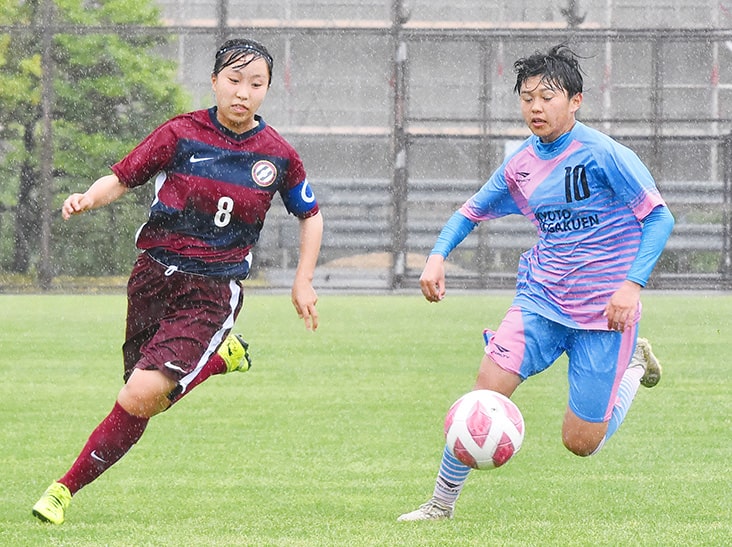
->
[[0, 0, 189, 279]]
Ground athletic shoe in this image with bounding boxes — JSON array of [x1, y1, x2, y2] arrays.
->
[[32, 482, 71, 524], [637, 337, 662, 388], [397, 498, 454, 521], [218, 334, 252, 373], [630, 337, 662, 388]]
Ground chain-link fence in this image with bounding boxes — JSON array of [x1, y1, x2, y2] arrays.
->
[[1, 1, 731, 290]]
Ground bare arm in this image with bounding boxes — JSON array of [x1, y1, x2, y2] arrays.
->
[[291, 211, 323, 330], [61, 174, 129, 220]]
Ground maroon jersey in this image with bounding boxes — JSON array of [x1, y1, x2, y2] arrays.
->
[[112, 107, 319, 278]]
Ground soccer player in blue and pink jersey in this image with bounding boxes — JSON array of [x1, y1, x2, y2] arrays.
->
[[398, 44, 674, 521], [32, 38, 323, 525]]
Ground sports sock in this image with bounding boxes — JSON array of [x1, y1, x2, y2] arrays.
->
[[58, 402, 149, 494], [591, 363, 644, 455], [167, 353, 227, 404], [432, 446, 471, 507]]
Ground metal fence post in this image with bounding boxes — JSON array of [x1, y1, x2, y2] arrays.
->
[[389, 0, 409, 289], [722, 134, 732, 287]]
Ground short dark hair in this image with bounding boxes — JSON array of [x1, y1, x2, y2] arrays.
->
[[213, 38, 273, 85], [513, 44, 584, 97]]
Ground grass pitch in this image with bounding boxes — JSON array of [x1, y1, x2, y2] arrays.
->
[[1, 291, 730, 546]]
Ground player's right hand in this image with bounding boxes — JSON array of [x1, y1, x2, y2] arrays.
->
[[61, 193, 91, 220], [419, 254, 446, 302]]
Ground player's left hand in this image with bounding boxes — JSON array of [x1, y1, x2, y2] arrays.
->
[[420, 254, 447, 302], [603, 280, 642, 332], [292, 277, 319, 331]]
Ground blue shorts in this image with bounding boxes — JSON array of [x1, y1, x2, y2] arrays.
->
[[484, 306, 637, 423]]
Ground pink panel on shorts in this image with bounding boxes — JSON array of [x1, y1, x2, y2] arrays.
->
[[483, 306, 526, 377]]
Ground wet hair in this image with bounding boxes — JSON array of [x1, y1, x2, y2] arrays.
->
[[513, 44, 584, 97], [213, 38, 273, 85]]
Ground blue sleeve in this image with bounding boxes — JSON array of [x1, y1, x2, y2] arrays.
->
[[626, 206, 675, 287], [430, 211, 479, 258]]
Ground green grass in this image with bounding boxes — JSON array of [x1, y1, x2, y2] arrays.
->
[[1, 292, 730, 546]]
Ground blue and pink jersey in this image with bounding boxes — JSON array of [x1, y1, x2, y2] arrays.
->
[[459, 121, 667, 329], [112, 107, 319, 279]]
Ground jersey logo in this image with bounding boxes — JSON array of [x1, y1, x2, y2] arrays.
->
[[190, 154, 214, 163], [252, 160, 277, 187]]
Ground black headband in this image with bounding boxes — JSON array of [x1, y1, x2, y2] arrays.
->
[[215, 43, 273, 71]]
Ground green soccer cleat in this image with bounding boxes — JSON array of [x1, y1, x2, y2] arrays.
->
[[32, 481, 72, 525], [218, 333, 252, 373], [397, 498, 454, 522], [630, 337, 662, 388]]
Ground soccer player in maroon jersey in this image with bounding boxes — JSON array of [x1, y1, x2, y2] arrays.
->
[[32, 38, 323, 525]]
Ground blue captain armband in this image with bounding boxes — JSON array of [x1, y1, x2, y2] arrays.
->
[[284, 178, 318, 216], [431, 211, 478, 258]]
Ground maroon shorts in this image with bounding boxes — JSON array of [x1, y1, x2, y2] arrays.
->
[[123, 252, 244, 386]]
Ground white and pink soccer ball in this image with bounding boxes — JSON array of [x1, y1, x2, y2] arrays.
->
[[444, 389, 525, 470]]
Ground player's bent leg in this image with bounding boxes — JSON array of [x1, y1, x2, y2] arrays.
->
[[167, 334, 253, 405], [592, 337, 658, 452], [561, 409, 608, 457]]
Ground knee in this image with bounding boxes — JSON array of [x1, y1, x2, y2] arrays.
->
[[562, 433, 598, 457], [118, 370, 176, 418], [562, 409, 608, 457], [561, 427, 606, 457]]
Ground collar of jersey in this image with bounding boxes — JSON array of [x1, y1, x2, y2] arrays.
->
[[208, 107, 266, 140], [532, 122, 578, 159]]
